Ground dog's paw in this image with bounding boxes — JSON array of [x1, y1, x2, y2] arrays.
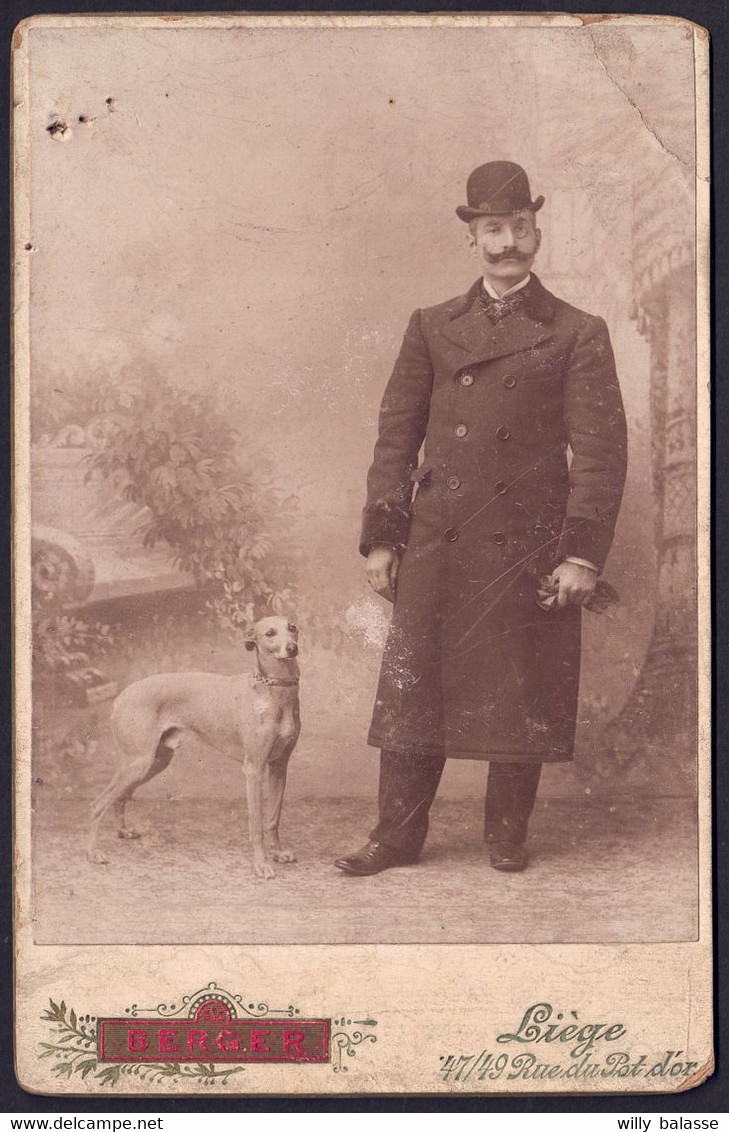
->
[[87, 848, 109, 865], [252, 858, 276, 880], [272, 848, 297, 863], [117, 828, 142, 840]]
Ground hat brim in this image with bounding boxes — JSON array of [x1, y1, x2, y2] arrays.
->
[[456, 195, 545, 222]]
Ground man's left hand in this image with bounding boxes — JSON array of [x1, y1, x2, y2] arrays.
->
[[551, 560, 598, 608]]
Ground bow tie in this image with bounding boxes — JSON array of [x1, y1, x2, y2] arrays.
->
[[479, 288, 527, 322]]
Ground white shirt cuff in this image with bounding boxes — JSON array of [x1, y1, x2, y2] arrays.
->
[[565, 556, 599, 572]]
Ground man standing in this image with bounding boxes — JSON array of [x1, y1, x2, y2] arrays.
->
[[335, 161, 627, 876]]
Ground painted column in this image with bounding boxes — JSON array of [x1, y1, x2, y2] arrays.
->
[[600, 171, 697, 785]]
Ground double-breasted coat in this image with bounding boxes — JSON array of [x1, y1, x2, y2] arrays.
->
[[360, 274, 627, 763]]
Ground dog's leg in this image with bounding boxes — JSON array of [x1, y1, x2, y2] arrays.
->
[[266, 753, 296, 863], [244, 756, 275, 879], [87, 764, 151, 863], [87, 731, 178, 864], [115, 733, 179, 840]]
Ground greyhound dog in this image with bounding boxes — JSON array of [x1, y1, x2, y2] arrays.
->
[[87, 616, 301, 879]]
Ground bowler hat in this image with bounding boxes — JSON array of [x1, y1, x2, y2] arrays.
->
[[456, 161, 544, 222]]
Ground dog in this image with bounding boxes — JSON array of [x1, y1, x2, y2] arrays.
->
[[86, 616, 301, 879]]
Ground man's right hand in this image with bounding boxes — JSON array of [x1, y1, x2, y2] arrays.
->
[[366, 545, 400, 603]]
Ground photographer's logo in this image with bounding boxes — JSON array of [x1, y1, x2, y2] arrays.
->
[[99, 997, 329, 1064]]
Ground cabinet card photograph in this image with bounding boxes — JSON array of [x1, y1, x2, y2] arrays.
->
[[13, 12, 711, 1095]]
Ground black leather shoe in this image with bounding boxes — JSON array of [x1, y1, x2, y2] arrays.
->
[[334, 840, 419, 876], [489, 842, 528, 872]]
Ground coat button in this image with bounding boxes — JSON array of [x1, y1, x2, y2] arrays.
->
[[496, 426, 510, 440], [495, 480, 508, 494], [460, 373, 474, 387], [492, 532, 506, 545], [446, 475, 461, 490], [444, 527, 459, 542], [455, 424, 468, 438], [502, 375, 517, 388]]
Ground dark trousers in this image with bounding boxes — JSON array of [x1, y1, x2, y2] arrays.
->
[[369, 749, 542, 856]]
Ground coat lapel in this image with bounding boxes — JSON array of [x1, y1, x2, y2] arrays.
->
[[439, 274, 556, 368]]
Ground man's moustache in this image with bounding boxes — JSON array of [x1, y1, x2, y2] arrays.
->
[[485, 249, 531, 263]]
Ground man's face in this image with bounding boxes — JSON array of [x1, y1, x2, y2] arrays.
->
[[468, 210, 541, 292]]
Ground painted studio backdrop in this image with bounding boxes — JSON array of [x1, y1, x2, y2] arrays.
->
[[25, 20, 699, 943]]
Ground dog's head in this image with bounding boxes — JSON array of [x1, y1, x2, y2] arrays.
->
[[244, 616, 299, 660]]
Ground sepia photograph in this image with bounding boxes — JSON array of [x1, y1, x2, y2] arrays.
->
[[21, 15, 702, 945], [12, 12, 711, 1096]]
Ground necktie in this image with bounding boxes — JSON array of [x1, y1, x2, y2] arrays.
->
[[479, 288, 527, 323]]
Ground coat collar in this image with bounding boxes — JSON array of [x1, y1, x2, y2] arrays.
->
[[440, 273, 556, 365]]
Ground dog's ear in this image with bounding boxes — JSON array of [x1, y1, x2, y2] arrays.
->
[[243, 627, 257, 652]]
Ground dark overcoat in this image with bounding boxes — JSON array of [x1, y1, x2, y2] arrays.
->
[[360, 274, 627, 763]]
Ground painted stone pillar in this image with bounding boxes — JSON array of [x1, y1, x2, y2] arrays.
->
[[600, 176, 697, 786]]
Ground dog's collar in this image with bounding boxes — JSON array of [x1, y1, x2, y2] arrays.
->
[[253, 671, 300, 688]]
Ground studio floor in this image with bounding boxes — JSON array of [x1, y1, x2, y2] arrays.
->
[[32, 793, 698, 945]]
